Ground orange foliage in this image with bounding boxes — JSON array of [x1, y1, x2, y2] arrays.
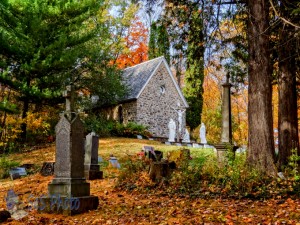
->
[[115, 17, 149, 69], [201, 67, 248, 145], [231, 89, 248, 145], [201, 69, 222, 143]]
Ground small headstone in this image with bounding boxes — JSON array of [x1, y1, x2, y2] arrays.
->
[[84, 132, 103, 180], [98, 156, 103, 163], [137, 135, 143, 139], [10, 173, 21, 180], [9, 167, 27, 180], [109, 156, 121, 169], [148, 150, 163, 162], [5, 189, 27, 220], [143, 146, 155, 154], [40, 162, 55, 176]]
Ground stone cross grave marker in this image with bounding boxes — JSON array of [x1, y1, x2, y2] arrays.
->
[[39, 85, 99, 215], [63, 84, 75, 120]]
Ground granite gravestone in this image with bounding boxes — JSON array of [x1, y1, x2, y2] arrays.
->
[[84, 132, 103, 180], [39, 85, 98, 215]]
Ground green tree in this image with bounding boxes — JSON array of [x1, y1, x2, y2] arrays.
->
[[148, 21, 170, 63], [162, 1, 209, 132], [0, 0, 125, 141], [183, 9, 205, 132]]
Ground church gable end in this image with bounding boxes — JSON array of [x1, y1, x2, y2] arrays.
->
[[136, 61, 187, 138]]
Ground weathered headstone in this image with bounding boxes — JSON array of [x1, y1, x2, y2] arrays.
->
[[84, 132, 103, 180], [39, 85, 98, 215], [109, 156, 121, 169], [40, 162, 55, 176], [5, 189, 27, 220], [9, 167, 27, 180]]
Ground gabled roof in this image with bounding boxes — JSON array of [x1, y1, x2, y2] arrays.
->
[[121, 56, 188, 107]]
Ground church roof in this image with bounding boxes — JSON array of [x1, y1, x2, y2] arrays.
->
[[121, 56, 188, 107]]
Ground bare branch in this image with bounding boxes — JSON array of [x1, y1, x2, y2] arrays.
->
[[269, 0, 300, 29]]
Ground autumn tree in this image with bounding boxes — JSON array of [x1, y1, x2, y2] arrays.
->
[[115, 16, 149, 69]]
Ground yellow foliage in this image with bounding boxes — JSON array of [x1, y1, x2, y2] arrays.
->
[[0, 115, 23, 148], [26, 112, 51, 136]]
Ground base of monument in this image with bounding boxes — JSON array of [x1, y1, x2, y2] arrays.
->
[[38, 195, 99, 216], [84, 170, 103, 180], [214, 143, 237, 164], [48, 178, 90, 197]]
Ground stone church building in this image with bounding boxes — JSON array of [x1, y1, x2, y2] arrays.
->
[[104, 56, 189, 138]]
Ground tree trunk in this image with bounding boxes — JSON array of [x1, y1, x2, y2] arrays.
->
[[278, 17, 299, 168], [246, 0, 277, 175], [20, 98, 29, 142], [149, 162, 170, 182]]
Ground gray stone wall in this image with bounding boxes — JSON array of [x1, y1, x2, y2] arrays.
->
[[102, 63, 187, 138], [121, 101, 137, 124], [136, 63, 186, 138], [102, 101, 137, 124]]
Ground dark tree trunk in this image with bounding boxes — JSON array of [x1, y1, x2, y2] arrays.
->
[[277, 10, 299, 168], [20, 98, 29, 142], [246, 0, 277, 175]]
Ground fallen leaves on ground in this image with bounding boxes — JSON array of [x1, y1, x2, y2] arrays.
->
[[2, 175, 300, 224], [1, 138, 300, 224]]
